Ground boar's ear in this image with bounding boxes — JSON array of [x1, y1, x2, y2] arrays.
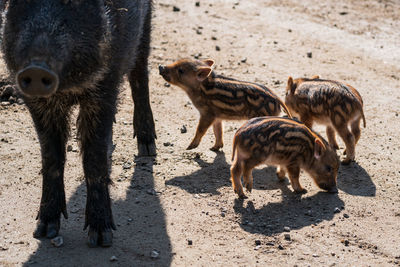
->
[[196, 67, 212, 82], [314, 138, 326, 159], [311, 75, 320, 79], [203, 59, 215, 67], [286, 76, 296, 94]]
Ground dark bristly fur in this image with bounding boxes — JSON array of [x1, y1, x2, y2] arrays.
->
[[159, 58, 291, 151], [285, 76, 365, 164], [231, 117, 339, 199], [1, 0, 156, 247]]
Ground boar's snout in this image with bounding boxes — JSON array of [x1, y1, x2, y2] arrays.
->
[[16, 63, 59, 97], [158, 65, 166, 75]]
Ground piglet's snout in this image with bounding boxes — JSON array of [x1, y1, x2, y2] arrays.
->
[[16, 63, 59, 97]]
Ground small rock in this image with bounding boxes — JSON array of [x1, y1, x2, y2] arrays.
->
[[334, 207, 341, 213], [266, 242, 274, 246], [343, 213, 349, 218], [1, 101, 10, 106], [240, 58, 247, 63], [211, 36, 217, 40], [220, 212, 225, 217], [196, 29, 202, 35], [284, 234, 291, 241], [188, 239, 193, 245], [67, 145, 73, 152], [123, 162, 132, 169], [194, 53, 202, 59], [51, 236, 64, 247], [173, 6, 180, 12], [151, 250, 160, 258], [110, 256, 118, 262], [254, 245, 261, 250], [342, 239, 349, 246], [312, 254, 319, 257], [283, 226, 291, 232], [215, 45, 221, 51], [307, 52, 312, 58], [273, 41, 278, 44], [195, 2, 200, 7], [163, 142, 173, 147], [146, 188, 157, 195], [164, 82, 170, 87], [339, 11, 348, 15], [180, 125, 187, 133], [255, 240, 261, 246], [278, 244, 284, 250], [127, 218, 133, 222]]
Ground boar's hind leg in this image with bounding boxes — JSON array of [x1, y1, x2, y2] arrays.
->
[[28, 100, 71, 239], [79, 95, 117, 247], [129, 11, 156, 157]]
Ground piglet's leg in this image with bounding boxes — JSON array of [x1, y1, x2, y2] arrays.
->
[[300, 114, 313, 129], [276, 165, 286, 181], [230, 160, 246, 199], [326, 126, 339, 149], [335, 123, 355, 165], [287, 166, 307, 193], [210, 119, 223, 151], [187, 115, 214, 150], [243, 165, 253, 193]]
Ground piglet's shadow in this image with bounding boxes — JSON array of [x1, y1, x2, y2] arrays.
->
[[165, 151, 231, 195], [337, 161, 375, 197], [233, 183, 344, 236]]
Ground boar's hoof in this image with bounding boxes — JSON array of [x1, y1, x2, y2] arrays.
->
[[138, 141, 156, 156], [33, 220, 60, 239], [87, 227, 113, 248], [238, 194, 248, 200]]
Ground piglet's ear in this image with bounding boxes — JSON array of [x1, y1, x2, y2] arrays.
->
[[311, 75, 320, 79], [196, 67, 212, 82], [203, 59, 215, 67], [314, 138, 326, 159], [286, 76, 295, 94]]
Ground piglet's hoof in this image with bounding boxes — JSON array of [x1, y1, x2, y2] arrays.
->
[[186, 143, 199, 150], [33, 220, 60, 239], [210, 144, 223, 152], [87, 227, 113, 248], [341, 158, 354, 165], [294, 188, 308, 194]]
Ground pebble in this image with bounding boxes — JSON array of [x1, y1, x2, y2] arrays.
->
[[283, 226, 291, 232], [254, 245, 261, 250], [188, 239, 193, 245], [240, 58, 247, 63], [307, 52, 312, 58], [194, 53, 202, 59], [151, 250, 160, 258], [211, 36, 217, 40], [123, 162, 132, 169], [164, 82, 170, 87], [278, 244, 284, 250], [110, 256, 118, 262], [334, 207, 341, 213], [51, 236, 64, 247], [220, 212, 225, 217], [1, 101, 10, 106], [215, 45, 221, 51], [180, 125, 187, 133], [173, 6, 180, 12], [163, 142, 173, 147], [284, 234, 291, 241], [67, 145, 73, 152], [195, 2, 200, 7], [255, 240, 261, 246], [146, 188, 157, 195], [343, 213, 349, 218]]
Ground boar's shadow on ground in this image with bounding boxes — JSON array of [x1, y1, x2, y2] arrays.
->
[[165, 151, 232, 195], [233, 186, 344, 236], [336, 162, 375, 197], [24, 157, 172, 267]]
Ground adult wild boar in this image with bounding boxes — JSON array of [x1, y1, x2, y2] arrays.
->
[[0, 0, 156, 247]]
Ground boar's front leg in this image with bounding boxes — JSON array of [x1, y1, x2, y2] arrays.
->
[[79, 93, 117, 247], [27, 99, 71, 239], [129, 14, 156, 157]]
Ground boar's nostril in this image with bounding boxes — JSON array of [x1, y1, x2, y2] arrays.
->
[[158, 65, 165, 75]]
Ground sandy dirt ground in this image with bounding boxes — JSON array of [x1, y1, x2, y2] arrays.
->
[[1, 0, 400, 266]]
